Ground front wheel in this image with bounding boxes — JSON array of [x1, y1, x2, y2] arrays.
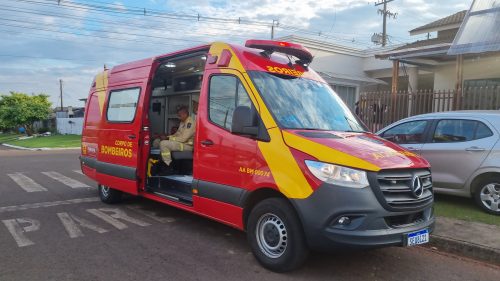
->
[[247, 198, 309, 272], [474, 176, 500, 215], [98, 184, 123, 204]]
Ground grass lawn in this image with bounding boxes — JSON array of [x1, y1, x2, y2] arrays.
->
[[0, 133, 20, 143], [434, 194, 500, 226], [3, 134, 81, 148]]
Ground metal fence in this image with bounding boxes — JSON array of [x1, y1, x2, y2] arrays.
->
[[357, 86, 500, 132], [56, 117, 83, 135]]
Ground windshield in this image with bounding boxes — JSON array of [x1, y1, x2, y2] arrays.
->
[[249, 71, 366, 132]]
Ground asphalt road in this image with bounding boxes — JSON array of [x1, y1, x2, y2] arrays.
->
[[0, 147, 498, 281]]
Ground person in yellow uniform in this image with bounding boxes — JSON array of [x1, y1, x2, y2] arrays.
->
[[158, 106, 195, 166]]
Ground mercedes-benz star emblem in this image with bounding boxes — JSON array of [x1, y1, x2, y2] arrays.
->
[[411, 175, 424, 198]]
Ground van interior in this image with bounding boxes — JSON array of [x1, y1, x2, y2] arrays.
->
[[146, 51, 208, 204]]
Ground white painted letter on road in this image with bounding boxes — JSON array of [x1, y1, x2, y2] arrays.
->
[[2, 218, 40, 247], [87, 208, 150, 230], [57, 212, 108, 238]]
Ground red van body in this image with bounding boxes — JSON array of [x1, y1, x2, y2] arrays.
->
[[81, 40, 434, 272]]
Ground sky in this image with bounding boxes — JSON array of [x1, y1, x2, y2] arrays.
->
[[0, 0, 471, 107]]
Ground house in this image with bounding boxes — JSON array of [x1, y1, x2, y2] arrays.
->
[[54, 106, 85, 118], [283, 0, 500, 120], [375, 3, 500, 93]]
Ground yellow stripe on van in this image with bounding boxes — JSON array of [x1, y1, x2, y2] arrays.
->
[[209, 42, 245, 71], [95, 70, 108, 115], [282, 131, 381, 172], [216, 44, 311, 199], [258, 128, 314, 199]]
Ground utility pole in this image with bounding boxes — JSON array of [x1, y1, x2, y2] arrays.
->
[[375, 0, 397, 47], [59, 79, 64, 111], [271, 19, 278, 40]]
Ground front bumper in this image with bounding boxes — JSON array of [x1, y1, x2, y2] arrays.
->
[[290, 183, 434, 251]]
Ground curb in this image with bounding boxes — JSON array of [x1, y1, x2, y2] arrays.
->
[[427, 234, 500, 265], [1, 143, 80, 151]]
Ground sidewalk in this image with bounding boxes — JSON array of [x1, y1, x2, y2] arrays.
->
[[1, 143, 80, 151], [429, 216, 500, 265]]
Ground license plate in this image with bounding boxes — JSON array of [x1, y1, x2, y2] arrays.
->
[[406, 229, 429, 246]]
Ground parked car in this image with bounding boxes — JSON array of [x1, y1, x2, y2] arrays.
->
[[377, 111, 500, 215]]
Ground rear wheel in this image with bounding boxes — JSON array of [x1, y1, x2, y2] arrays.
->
[[98, 184, 123, 204], [247, 198, 309, 272], [474, 176, 500, 215]]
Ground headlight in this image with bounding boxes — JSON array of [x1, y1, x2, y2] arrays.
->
[[305, 160, 369, 188]]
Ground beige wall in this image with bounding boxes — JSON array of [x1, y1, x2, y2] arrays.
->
[[434, 54, 500, 90], [363, 56, 393, 72], [308, 47, 365, 76]]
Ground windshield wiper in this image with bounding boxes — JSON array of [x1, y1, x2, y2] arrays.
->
[[343, 130, 369, 133], [289, 128, 330, 131]]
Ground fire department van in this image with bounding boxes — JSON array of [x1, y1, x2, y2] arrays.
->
[[80, 40, 434, 272]]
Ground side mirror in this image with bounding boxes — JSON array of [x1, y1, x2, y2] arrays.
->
[[231, 106, 258, 137]]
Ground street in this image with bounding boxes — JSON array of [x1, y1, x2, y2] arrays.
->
[[0, 148, 499, 281]]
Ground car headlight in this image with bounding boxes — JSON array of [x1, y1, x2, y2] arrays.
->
[[305, 160, 369, 188]]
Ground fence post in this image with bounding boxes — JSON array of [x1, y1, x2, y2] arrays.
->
[[454, 54, 464, 110], [391, 60, 399, 122]]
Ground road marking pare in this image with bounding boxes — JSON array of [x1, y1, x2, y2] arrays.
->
[[2, 208, 153, 247], [42, 171, 90, 188], [7, 173, 48, 192], [0, 197, 100, 213]]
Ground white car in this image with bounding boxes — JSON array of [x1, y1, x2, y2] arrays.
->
[[377, 111, 500, 215]]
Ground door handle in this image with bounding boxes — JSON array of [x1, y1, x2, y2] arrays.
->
[[465, 146, 485, 152], [407, 146, 420, 151], [127, 134, 136, 139], [201, 139, 214, 146]]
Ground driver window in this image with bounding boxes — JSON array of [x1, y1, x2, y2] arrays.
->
[[209, 75, 252, 130], [381, 120, 428, 144]]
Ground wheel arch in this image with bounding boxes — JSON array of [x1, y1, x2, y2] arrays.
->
[[469, 170, 500, 195], [242, 187, 299, 231]]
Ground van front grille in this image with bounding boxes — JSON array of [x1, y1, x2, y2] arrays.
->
[[385, 212, 425, 228], [369, 169, 433, 211]]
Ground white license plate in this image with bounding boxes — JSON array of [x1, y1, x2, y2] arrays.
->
[[406, 229, 429, 246]]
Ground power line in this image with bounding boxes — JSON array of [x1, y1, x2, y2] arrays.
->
[[0, 29, 192, 52], [0, 4, 270, 40], [7, 0, 379, 46], [0, 54, 102, 61], [0, 17, 208, 43]]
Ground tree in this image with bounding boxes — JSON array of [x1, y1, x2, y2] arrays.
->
[[0, 92, 52, 135]]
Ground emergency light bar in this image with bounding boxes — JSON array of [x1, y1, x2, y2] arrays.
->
[[245, 39, 313, 64]]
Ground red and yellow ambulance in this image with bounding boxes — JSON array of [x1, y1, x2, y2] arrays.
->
[[81, 40, 434, 272]]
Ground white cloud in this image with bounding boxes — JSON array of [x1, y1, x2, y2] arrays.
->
[[0, 0, 472, 106]]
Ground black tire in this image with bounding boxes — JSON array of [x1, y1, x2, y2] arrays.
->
[[246, 197, 309, 272], [473, 175, 500, 215], [98, 184, 123, 204]]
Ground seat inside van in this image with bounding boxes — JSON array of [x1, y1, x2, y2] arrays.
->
[[145, 51, 207, 204], [147, 52, 206, 176]]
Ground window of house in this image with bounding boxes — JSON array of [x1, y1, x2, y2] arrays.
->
[[106, 88, 141, 122], [331, 84, 357, 110], [381, 120, 429, 144], [464, 78, 500, 88], [432, 119, 492, 143], [209, 75, 252, 130]]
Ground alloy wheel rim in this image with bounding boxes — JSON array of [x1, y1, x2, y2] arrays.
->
[[480, 183, 500, 212], [101, 185, 110, 198], [255, 213, 288, 259]]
